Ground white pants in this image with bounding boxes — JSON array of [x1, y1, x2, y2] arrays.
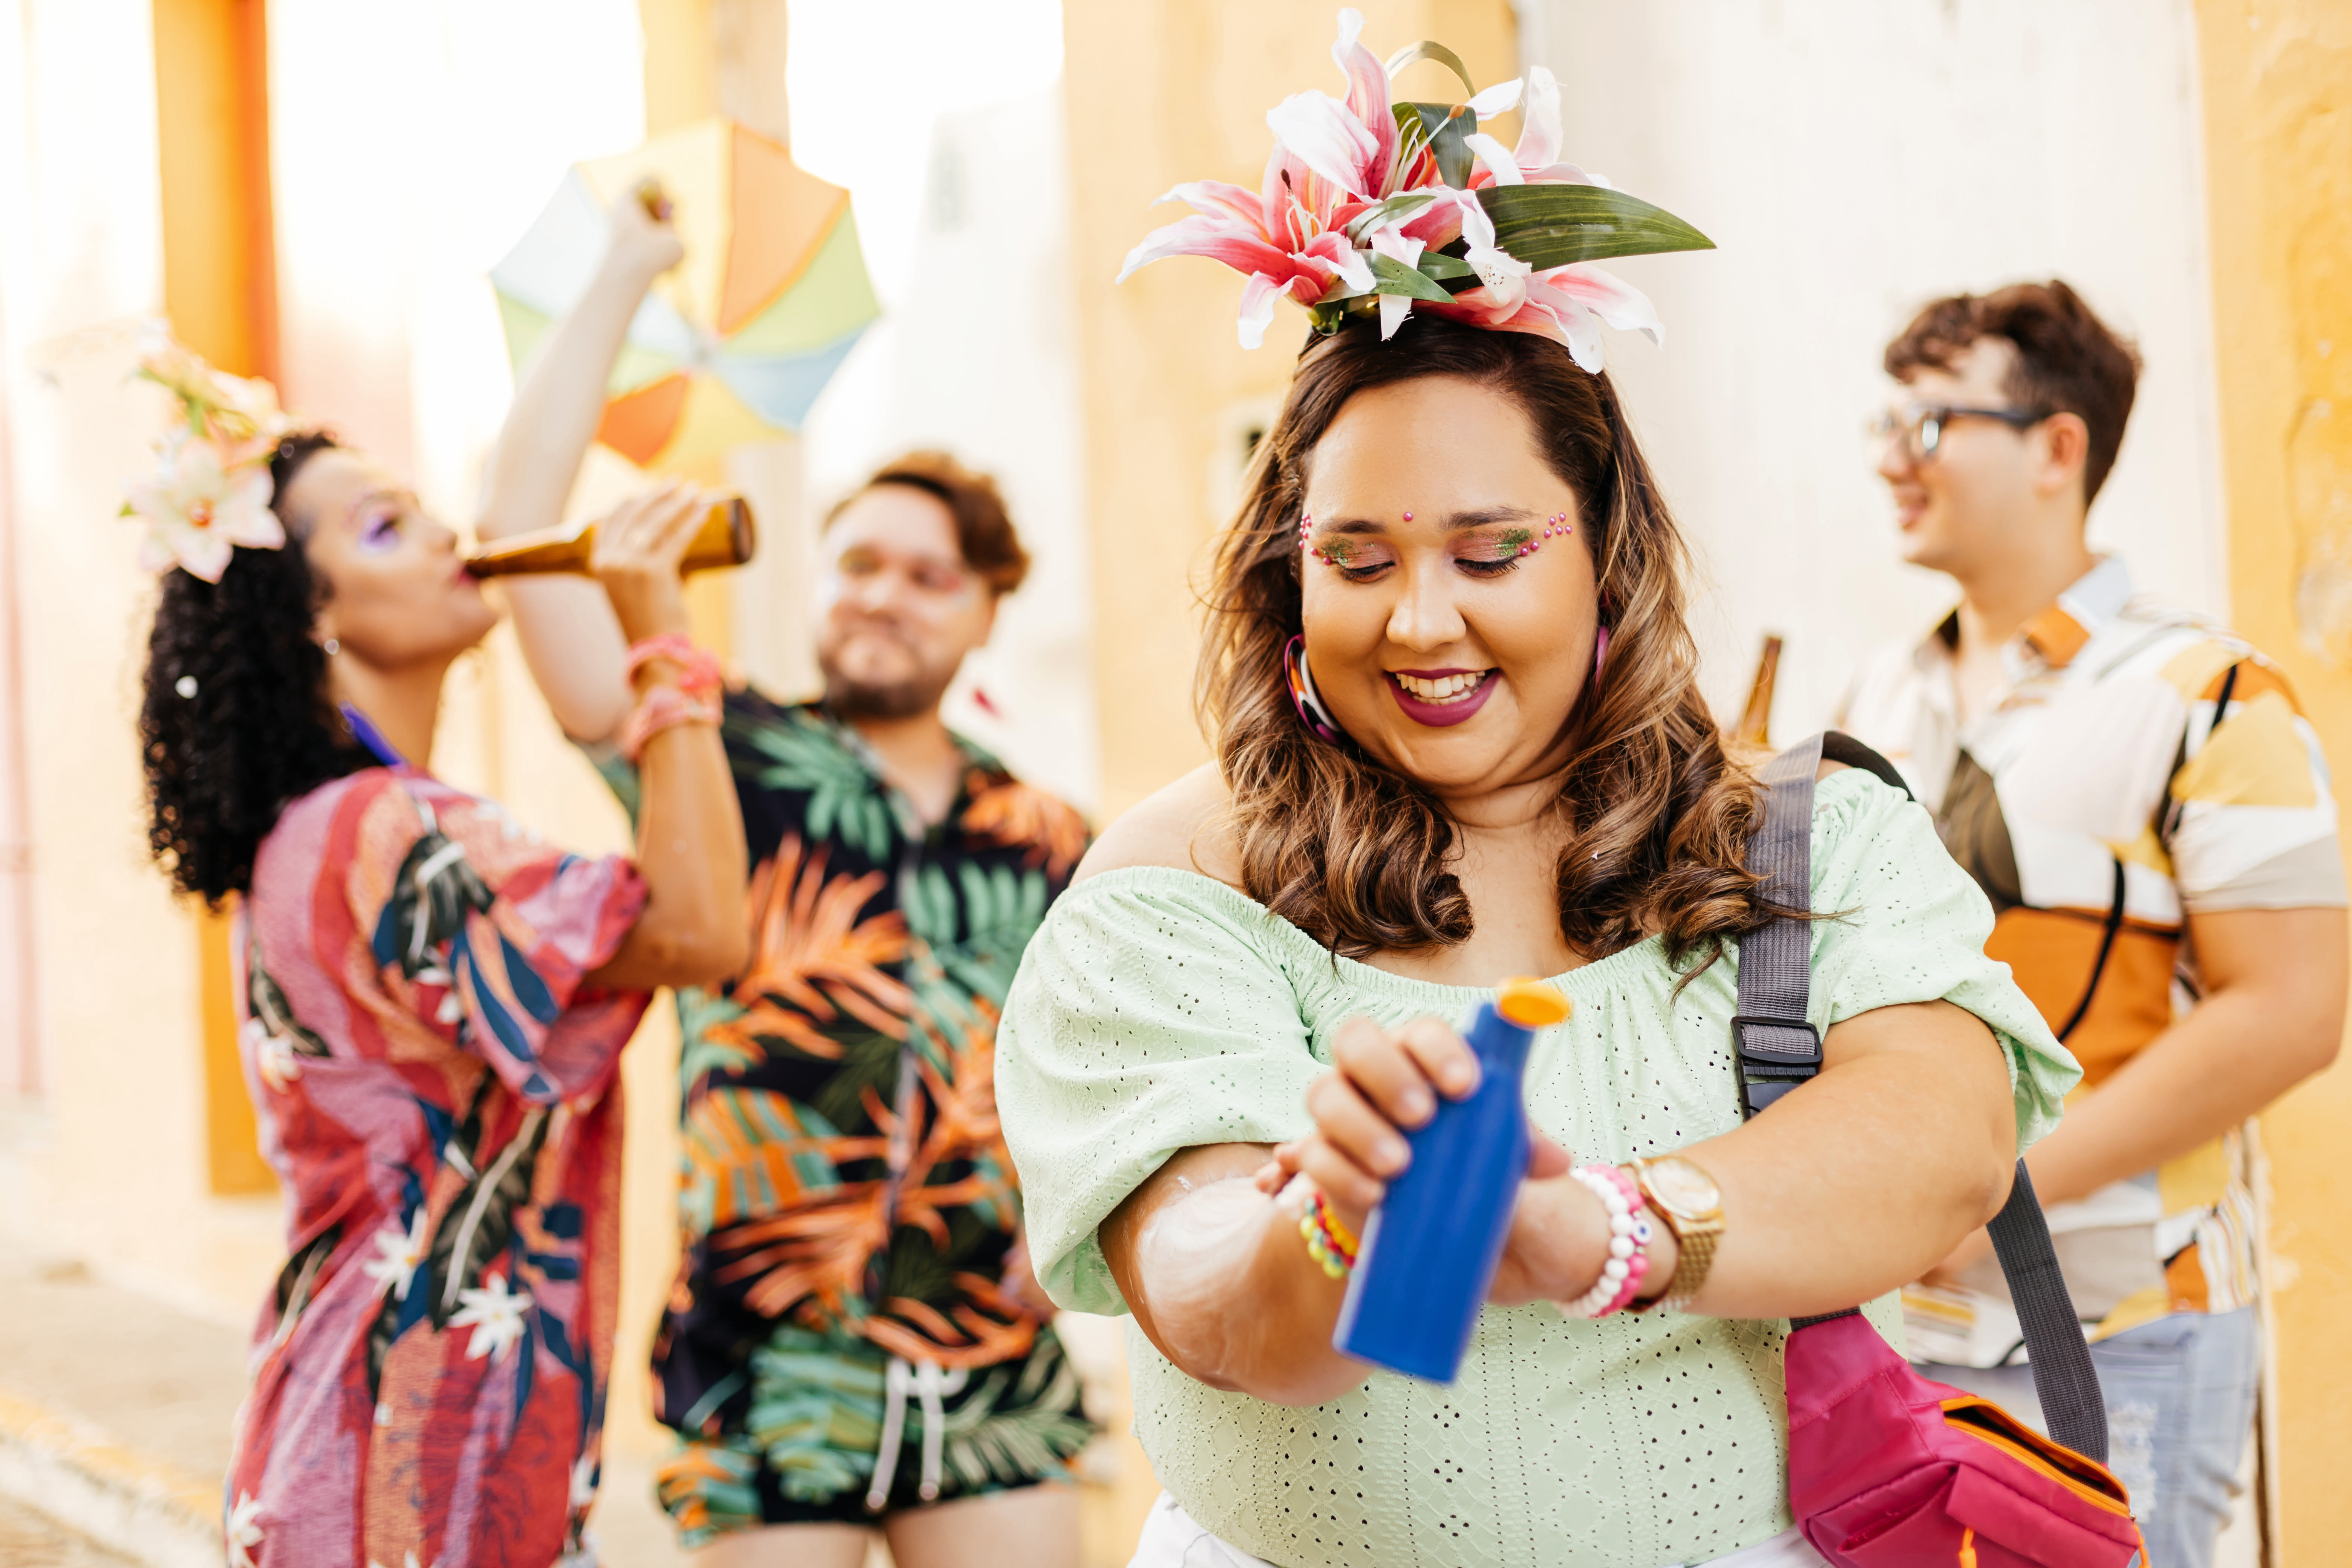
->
[[1125, 1492, 1830, 1568]]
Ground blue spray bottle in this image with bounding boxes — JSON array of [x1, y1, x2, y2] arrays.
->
[[1332, 977, 1569, 1383]]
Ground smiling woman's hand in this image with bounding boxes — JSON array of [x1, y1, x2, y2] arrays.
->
[[1255, 1015, 1576, 1285]]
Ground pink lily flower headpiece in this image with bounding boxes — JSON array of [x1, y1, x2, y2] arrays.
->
[[121, 331, 295, 583], [1118, 9, 1713, 372]]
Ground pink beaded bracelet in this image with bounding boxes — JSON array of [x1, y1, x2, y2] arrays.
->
[[620, 684, 720, 762], [1559, 1164, 1654, 1320], [625, 633, 723, 696]]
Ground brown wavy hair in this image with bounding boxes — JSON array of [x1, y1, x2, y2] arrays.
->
[[1199, 314, 1768, 965]]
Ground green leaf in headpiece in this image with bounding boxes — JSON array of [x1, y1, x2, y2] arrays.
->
[[1343, 189, 1444, 245], [1368, 252, 1456, 302], [1446, 184, 1715, 284], [1394, 102, 1480, 190], [1382, 40, 1481, 101]]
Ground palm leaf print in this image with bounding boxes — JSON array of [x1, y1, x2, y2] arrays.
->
[[676, 987, 756, 1084], [655, 1442, 761, 1544], [263, 1223, 341, 1351], [371, 800, 494, 980], [426, 1103, 550, 1321], [730, 708, 903, 862], [683, 1088, 887, 1235], [248, 937, 328, 1056], [706, 838, 913, 1063], [746, 1327, 888, 1500], [933, 1349, 1091, 1492], [709, 1181, 894, 1320], [959, 778, 1089, 876]]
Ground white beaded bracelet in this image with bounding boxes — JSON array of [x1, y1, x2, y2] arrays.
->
[[1558, 1165, 1655, 1320]]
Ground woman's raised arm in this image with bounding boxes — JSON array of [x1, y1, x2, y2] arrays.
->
[[579, 484, 749, 991], [476, 192, 683, 743]]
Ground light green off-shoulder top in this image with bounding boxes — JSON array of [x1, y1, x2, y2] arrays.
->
[[997, 770, 2078, 1568]]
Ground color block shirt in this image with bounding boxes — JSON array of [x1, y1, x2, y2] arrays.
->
[[593, 689, 1095, 1506], [998, 770, 2079, 1568], [1841, 556, 2345, 1363], [231, 769, 652, 1568]]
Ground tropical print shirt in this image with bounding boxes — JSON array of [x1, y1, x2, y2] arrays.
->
[[594, 691, 1090, 1470], [1841, 556, 2344, 1364], [227, 768, 651, 1568]]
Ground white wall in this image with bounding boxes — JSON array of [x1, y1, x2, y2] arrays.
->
[[791, 91, 1101, 812], [0, 0, 290, 1312], [1517, 0, 2228, 736]]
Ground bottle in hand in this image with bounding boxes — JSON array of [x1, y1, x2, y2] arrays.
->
[[465, 496, 755, 577], [1332, 978, 1570, 1383]]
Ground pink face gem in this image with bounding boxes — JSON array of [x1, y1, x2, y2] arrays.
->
[[1402, 511, 1413, 522]]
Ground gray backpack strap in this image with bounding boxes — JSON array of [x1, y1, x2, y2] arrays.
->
[[1741, 732, 2110, 1465]]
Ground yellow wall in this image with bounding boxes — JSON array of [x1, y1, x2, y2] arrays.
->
[[2192, 3, 2352, 1561], [1064, 0, 1519, 818], [151, 0, 277, 1197]]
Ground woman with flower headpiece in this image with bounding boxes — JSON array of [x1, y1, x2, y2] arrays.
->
[[995, 13, 2083, 1567], [135, 196, 747, 1568]]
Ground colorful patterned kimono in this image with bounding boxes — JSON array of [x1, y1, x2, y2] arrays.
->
[[224, 768, 649, 1568]]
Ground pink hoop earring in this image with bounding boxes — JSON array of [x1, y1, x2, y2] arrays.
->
[[1283, 634, 1347, 747]]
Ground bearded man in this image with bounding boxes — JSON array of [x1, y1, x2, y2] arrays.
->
[[499, 450, 1094, 1568]]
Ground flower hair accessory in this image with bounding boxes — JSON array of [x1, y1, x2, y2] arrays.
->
[[121, 331, 296, 583], [1118, 9, 1713, 371]]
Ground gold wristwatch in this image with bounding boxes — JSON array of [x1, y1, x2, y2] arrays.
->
[[1626, 1155, 1724, 1312]]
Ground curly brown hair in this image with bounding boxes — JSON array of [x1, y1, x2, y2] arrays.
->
[[139, 431, 371, 906], [1884, 279, 2142, 504], [1198, 315, 1769, 965]]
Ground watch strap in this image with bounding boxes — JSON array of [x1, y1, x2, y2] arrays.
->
[[1624, 1158, 1723, 1312]]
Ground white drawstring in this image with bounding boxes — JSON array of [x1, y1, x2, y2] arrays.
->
[[866, 1356, 971, 1511]]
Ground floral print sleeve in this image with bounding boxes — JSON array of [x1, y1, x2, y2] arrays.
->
[[338, 775, 647, 1101], [225, 769, 651, 1568]]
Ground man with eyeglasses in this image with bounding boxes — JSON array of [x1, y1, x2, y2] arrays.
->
[[1840, 280, 2346, 1568]]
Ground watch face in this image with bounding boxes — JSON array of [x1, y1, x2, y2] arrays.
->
[[1643, 1158, 1721, 1218]]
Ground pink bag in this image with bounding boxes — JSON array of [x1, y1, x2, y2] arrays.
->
[[1737, 738, 2145, 1567], [1785, 1309, 2142, 1565]]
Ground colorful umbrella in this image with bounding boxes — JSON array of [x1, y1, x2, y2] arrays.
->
[[492, 119, 879, 479]]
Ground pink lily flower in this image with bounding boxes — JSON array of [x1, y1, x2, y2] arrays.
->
[[1118, 9, 1695, 369], [1462, 67, 1610, 190], [1119, 141, 1374, 349], [1424, 259, 1663, 374], [1263, 9, 1400, 202]]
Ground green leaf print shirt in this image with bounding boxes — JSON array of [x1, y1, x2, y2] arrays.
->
[[596, 688, 1092, 1434]]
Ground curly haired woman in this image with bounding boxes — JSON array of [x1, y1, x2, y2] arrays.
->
[[136, 200, 746, 1566], [995, 18, 2080, 1567]]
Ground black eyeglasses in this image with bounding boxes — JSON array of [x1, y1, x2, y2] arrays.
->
[[1866, 403, 2047, 463]]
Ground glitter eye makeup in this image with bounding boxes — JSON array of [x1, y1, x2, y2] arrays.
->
[[1301, 509, 1575, 574]]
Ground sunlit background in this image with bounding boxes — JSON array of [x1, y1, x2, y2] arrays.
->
[[0, 2, 2346, 1564]]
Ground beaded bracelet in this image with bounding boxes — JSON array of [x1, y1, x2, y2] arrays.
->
[[1294, 1181, 1361, 1279], [625, 633, 723, 696], [1559, 1164, 1654, 1319], [620, 684, 721, 762]]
